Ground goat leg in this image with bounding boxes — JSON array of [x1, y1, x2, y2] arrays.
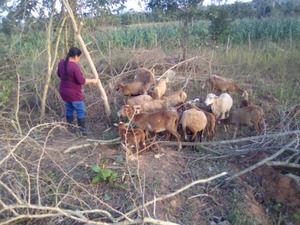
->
[[233, 125, 239, 139]]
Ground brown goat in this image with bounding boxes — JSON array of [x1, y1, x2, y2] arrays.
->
[[186, 102, 216, 141], [220, 105, 265, 138], [116, 80, 144, 96], [117, 105, 182, 150], [134, 68, 156, 92], [180, 109, 207, 142], [114, 122, 146, 152], [239, 90, 257, 108], [203, 75, 245, 94]]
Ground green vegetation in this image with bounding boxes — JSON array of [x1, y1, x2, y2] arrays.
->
[[91, 164, 118, 184], [91, 17, 300, 50]]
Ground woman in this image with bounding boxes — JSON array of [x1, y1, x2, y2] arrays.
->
[[57, 47, 98, 135]]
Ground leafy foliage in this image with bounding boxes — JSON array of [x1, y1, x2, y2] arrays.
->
[[206, 4, 233, 43], [91, 165, 118, 184]]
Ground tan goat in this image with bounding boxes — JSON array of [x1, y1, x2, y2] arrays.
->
[[127, 95, 153, 107], [186, 102, 216, 141], [162, 90, 188, 107], [133, 99, 166, 113], [117, 105, 182, 150], [134, 68, 156, 92], [114, 122, 146, 152], [219, 105, 265, 138], [203, 75, 245, 94], [180, 109, 208, 142], [152, 78, 167, 99], [116, 80, 144, 96]]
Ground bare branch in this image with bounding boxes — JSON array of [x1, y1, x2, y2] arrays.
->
[[117, 172, 227, 222], [226, 138, 297, 181]]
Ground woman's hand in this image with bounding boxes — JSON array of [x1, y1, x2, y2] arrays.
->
[[85, 78, 99, 85]]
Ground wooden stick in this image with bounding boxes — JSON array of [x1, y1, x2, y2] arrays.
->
[[63, 138, 121, 154]]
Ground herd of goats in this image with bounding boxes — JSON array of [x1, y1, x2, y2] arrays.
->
[[113, 68, 265, 151]]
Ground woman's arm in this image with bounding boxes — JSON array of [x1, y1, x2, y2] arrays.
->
[[85, 78, 99, 85]]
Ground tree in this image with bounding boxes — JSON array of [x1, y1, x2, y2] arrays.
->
[[206, 4, 233, 44], [252, 0, 276, 18], [62, 0, 111, 119], [0, 0, 123, 120], [227, 1, 256, 19], [144, 0, 204, 60]]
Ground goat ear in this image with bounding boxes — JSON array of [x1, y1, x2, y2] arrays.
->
[[113, 123, 118, 127]]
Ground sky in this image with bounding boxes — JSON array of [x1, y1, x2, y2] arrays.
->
[[124, 0, 252, 12]]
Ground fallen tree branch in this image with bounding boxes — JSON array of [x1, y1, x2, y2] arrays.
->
[[217, 130, 299, 145], [116, 172, 227, 222], [159, 57, 198, 79], [159, 141, 221, 155], [163, 130, 299, 146], [226, 138, 297, 182], [188, 193, 221, 206], [64, 129, 300, 154], [266, 161, 300, 169], [63, 138, 121, 154]]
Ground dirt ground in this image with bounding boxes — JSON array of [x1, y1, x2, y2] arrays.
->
[[1, 53, 299, 225], [30, 61, 299, 224], [27, 110, 298, 225]]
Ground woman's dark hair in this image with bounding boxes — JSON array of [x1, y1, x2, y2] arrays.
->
[[64, 47, 82, 79]]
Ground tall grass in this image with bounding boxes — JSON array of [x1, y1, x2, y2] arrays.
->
[[88, 17, 300, 51], [210, 41, 300, 105], [229, 17, 300, 44]]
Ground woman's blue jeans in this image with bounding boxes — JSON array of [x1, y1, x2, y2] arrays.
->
[[64, 101, 86, 119]]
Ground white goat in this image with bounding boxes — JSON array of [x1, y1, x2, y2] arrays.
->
[[204, 93, 233, 119]]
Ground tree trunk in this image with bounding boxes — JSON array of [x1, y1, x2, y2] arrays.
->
[[62, 0, 111, 120], [40, 0, 67, 121], [182, 15, 188, 61]]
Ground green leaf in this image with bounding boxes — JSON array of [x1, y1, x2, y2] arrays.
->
[[101, 169, 113, 180], [109, 172, 118, 183], [293, 213, 300, 220], [91, 175, 100, 184], [103, 193, 111, 201], [116, 154, 124, 162], [92, 165, 102, 173]]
